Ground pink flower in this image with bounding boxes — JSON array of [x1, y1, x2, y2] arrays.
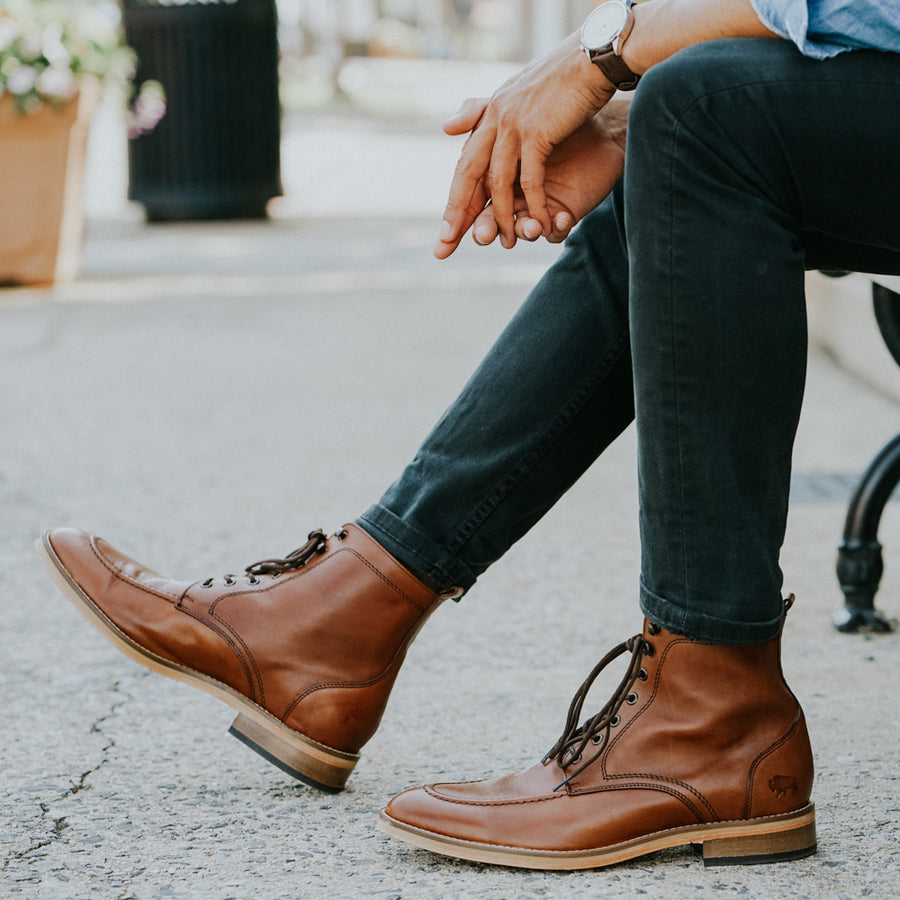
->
[[127, 80, 166, 139]]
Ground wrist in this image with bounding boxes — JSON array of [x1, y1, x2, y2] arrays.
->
[[618, 3, 652, 76], [618, 0, 780, 76], [579, 1, 641, 93], [560, 29, 618, 104]]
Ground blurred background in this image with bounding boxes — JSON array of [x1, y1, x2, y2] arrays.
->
[[281, 0, 591, 67], [83, 0, 599, 226], [0, 0, 599, 286]]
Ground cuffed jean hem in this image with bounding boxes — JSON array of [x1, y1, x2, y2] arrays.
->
[[639, 578, 785, 646], [357, 505, 477, 595]]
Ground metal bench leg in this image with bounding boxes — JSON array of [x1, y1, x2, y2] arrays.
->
[[834, 434, 900, 632]]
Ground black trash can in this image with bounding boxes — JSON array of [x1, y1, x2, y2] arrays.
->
[[123, 0, 282, 221]]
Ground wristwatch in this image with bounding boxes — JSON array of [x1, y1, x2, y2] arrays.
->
[[580, 0, 640, 91]]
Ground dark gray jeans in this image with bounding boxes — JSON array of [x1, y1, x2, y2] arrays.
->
[[360, 38, 900, 645]]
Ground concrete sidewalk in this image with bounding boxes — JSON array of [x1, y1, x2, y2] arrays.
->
[[2, 106, 899, 898]]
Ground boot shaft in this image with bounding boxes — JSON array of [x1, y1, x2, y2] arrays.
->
[[576, 618, 813, 821]]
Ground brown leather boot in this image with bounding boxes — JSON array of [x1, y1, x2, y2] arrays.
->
[[381, 599, 816, 869], [37, 524, 457, 792]]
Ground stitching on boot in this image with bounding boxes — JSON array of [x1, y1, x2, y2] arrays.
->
[[744, 709, 804, 818], [423, 785, 566, 807], [280, 630, 418, 722], [207, 546, 431, 614], [178, 602, 263, 704], [91, 537, 184, 603], [566, 781, 709, 823], [594, 637, 719, 821]]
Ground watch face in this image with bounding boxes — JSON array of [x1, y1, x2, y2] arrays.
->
[[581, 2, 628, 50]]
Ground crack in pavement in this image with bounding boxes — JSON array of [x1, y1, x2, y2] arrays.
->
[[2, 680, 130, 879]]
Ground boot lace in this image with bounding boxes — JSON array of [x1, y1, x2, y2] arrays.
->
[[200, 529, 333, 587], [543, 628, 657, 792]]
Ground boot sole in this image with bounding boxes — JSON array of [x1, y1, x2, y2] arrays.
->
[[36, 533, 359, 793], [379, 803, 817, 870]]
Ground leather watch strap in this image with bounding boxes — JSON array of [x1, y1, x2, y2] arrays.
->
[[588, 46, 640, 90]]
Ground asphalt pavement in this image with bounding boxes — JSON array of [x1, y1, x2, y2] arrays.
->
[[1, 92, 899, 899]]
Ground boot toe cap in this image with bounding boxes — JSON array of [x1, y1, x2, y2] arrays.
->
[[41, 527, 183, 602], [383, 784, 474, 841]]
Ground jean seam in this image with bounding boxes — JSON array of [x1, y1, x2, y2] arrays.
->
[[662, 90, 690, 624], [445, 330, 632, 560]]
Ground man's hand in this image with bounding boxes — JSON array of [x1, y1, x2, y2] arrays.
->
[[432, 1, 778, 260], [434, 32, 616, 258], [433, 97, 630, 258]]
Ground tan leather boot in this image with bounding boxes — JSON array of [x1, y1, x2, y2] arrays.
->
[[381, 599, 815, 869], [37, 524, 457, 792]]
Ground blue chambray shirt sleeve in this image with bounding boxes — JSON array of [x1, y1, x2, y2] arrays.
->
[[751, 0, 900, 59]]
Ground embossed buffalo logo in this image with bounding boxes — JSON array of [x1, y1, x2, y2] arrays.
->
[[768, 775, 799, 798]]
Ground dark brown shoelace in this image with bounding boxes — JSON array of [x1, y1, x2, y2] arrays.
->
[[199, 529, 333, 587], [244, 529, 331, 576], [543, 627, 658, 791]]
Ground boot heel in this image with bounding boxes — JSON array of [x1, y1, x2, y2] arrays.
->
[[228, 712, 358, 793], [702, 804, 817, 867]]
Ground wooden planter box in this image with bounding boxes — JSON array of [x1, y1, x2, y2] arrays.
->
[[0, 80, 100, 287]]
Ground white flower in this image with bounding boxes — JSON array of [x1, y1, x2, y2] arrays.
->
[[6, 63, 36, 95], [0, 55, 20, 77], [17, 30, 43, 62], [0, 21, 18, 53], [36, 65, 76, 100], [0, 0, 163, 125], [42, 23, 71, 68]]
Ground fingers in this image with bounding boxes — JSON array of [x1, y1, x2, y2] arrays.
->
[[472, 207, 501, 247], [511, 211, 573, 243], [441, 200, 573, 258], [514, 216, 545, 242], [434, 122, 497, 258], [486, 128, 524, 248], [433, 210, 479, 259], [441, 203, 523, 254], [440, 96, 537, 252], [436, 97, 494, 258], [443, 97, 489, 136], [469, 204, 566, 251], [518, 144, 552, 236], [546, 211, 575, 243], [433, 176, 491, 259], [440, 109, 555, 248]]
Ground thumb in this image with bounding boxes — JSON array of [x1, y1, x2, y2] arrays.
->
[[443, 97, 490, 136]]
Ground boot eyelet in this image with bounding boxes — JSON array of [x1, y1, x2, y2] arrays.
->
[[224, 576, 236, 586], [200, 578, 213, 588], [591, 734, 603, 745], [642, 640, 655, 656], [626, 692, 638, 705], [638, 668, 648, 681], [247, 575, 259, 585], [610, 715, 620, 727], [647, 622, 662, 636]]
